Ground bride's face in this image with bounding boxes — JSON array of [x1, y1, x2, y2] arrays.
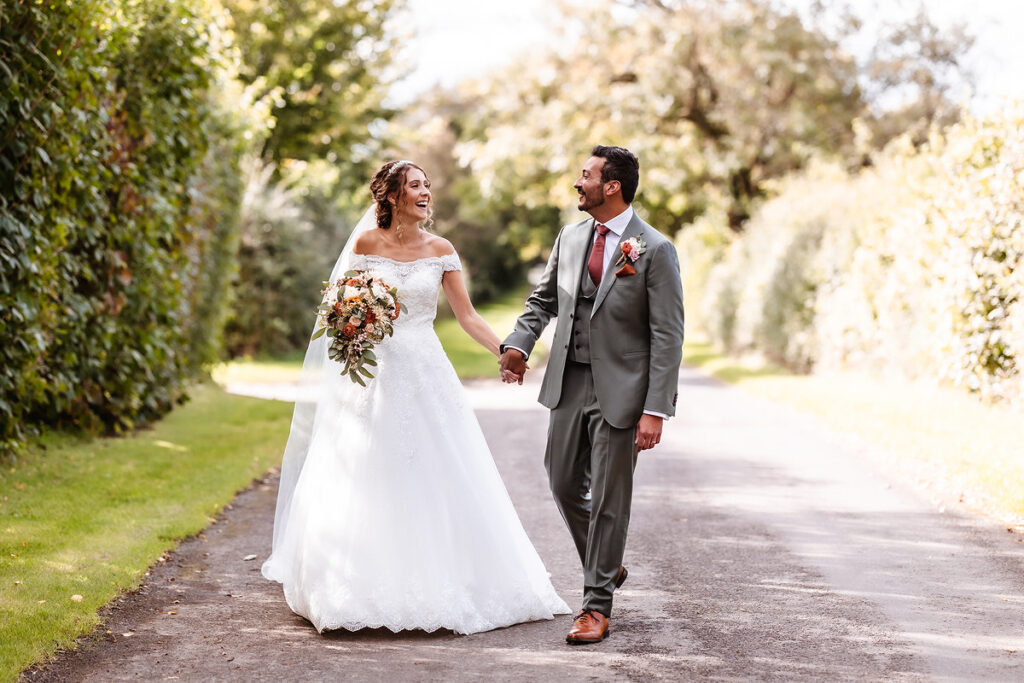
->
[[393, 167, 431, 224]]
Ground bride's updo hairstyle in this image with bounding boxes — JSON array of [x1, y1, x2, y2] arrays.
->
[[370, 159, 427, 230]]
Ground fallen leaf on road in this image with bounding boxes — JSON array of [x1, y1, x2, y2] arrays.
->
[[242, 554, 257, 561], [168, 610, 177, 615]]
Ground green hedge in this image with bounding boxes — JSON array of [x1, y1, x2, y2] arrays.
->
[[0, 0, 254, 456], [681, 102, 1024, 403]]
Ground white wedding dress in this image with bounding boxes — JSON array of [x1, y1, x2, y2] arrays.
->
[[261, 250, 570, 634]]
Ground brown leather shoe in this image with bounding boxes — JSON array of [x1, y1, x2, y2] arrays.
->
[[615, 565, 628, 588], [566, 609, 609, 644]]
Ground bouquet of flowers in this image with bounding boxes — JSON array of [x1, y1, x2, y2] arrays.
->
[[311, 270, 406, 386]]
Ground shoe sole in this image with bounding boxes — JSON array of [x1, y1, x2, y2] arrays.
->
[[566, 630, 610, 645]]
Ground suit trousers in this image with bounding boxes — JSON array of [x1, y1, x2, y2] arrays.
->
[[545, 360, 638, 617]]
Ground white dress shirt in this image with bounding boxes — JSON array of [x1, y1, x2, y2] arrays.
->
[[507, 206, 667, 421]]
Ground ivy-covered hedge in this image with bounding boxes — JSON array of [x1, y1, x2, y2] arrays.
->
[[0, 0, 254, 456], [681, 102, 1024, 403]]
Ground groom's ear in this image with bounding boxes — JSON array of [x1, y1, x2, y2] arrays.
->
[[604, 180, 621, 197]]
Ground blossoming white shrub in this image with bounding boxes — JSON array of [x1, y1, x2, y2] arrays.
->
[[686, 101, 1024, 403]]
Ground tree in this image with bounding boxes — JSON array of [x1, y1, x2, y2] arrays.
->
[[218, 0, 403, 357], [862, 5, 974, 147], [423, 0, 864, 250], [223, 0, 400, 191]]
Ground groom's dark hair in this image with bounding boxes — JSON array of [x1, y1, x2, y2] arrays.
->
[[591, 145, 639, 204]]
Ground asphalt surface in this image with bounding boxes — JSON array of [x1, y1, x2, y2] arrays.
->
[[27, 367, 1024, 681]]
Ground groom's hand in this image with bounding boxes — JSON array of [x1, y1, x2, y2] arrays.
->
[[635, 414, 663, 451], [499, 348, 528, 385]]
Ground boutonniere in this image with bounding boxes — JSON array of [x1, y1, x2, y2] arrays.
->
[[614, 236, 647, 277]]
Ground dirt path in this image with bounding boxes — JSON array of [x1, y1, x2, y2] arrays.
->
[[27, 368, 1024, 681]]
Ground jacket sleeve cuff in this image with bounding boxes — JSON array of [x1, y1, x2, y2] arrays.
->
[[500, 344, 529, 361]]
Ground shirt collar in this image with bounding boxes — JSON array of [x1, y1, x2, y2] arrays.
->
[[597, 206, 634, 238]]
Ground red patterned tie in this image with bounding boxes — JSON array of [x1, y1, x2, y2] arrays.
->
[[588, 223, 610, 285]]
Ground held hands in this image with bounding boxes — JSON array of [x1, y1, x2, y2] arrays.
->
[[499, 348, 529, 385], [635, 414, 663, 451]]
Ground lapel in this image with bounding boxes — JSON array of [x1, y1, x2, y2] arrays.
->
[[592, 211, 645, 316], [558, 219, 594, 304]]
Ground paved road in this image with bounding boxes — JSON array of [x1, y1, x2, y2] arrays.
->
[[28, 368, 1024, 681]]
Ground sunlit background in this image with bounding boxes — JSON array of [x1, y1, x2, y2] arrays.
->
[[5, 0, 1024, 450], [400, 0, 1024, 111]]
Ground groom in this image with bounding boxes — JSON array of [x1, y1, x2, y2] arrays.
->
[[500, 145, 684, 644]]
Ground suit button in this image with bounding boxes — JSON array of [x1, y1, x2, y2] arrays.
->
[[569, 313, 574, 319], [575, 344, 580, 349], [564, 344, 568, 349]]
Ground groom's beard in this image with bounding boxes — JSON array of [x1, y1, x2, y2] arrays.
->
[[577, 188, 604, 212]]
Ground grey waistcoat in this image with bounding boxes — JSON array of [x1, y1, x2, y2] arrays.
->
[[568, 257, 598, 364]]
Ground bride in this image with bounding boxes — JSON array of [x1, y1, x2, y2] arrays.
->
[[261, 159, 570, 634]]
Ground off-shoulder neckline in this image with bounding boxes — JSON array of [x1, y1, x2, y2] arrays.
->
[[351, 252, 457, 264]]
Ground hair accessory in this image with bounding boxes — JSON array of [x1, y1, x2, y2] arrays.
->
[[386, 160, 415, 178]]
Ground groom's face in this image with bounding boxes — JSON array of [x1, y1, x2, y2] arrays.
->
[[574, 156, 606, 213]]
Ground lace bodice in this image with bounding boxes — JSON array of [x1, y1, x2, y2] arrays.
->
[[349, 252, 462, 329]]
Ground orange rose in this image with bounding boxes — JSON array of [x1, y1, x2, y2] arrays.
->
[[365, 310, 376, 325], [342, 323, 357, 338], [621, 242, 631, 254], [333, 301, 345, 316], [346, 278, 360, 286]]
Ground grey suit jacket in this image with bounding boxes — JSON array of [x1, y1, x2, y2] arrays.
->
[[503, 211, 685, 429]]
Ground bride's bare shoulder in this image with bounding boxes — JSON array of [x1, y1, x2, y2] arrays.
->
[[424, 233, 456, 257], [352, 229, 382, 254]]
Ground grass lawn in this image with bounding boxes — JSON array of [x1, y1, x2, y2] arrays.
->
[[213, 287, 544, 385], [210, 349, 307, 385], [683, 340, 1024, 523], [0, 385, 293, 682]]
